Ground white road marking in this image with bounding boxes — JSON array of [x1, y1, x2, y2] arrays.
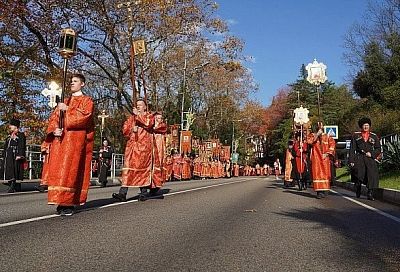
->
[[0, 179, 251, 228], [330, 189, 400, 224], [0, 214, 60, 228]]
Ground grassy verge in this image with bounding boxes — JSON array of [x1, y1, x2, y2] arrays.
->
[[379, 170, 400, 190], [335, 167, 400, 190], [335, 167, 351, 183]]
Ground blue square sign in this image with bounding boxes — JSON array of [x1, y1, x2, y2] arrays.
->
[[324, 125, 338, 139]]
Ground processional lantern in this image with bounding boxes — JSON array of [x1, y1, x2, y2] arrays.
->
[[57, 28, 78, 129], [58, 28, 77, 59]]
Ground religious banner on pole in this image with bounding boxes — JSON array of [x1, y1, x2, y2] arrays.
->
[[170, 124, 180, 151], [181, 130, 192, 154], [211, 139, 220, 158], [220, 145, 231, 162], [205, 140, 212, 151]]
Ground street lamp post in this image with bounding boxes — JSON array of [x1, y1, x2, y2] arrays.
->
[[231, 119, 242, 160], [179, 57, 187, 155]]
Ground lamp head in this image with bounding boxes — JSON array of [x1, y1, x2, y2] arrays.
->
[[58, 28, 77, 59]]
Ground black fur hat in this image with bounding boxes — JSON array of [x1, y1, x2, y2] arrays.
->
[[358, 117, 371, 128], [9, 118, 21, 128]]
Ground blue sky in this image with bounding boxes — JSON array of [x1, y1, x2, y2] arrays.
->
[[216, 0, 368, 105]]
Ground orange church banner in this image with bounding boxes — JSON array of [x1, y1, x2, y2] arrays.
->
[[181, 130, 192, 154]]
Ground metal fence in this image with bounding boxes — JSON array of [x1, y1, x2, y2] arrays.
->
[[380, 133, 399, 146], [0, 142, 124, 181]]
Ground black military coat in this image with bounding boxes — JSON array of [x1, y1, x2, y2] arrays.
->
[[1, 132, 27, 181], [348, 132, 381, 189]]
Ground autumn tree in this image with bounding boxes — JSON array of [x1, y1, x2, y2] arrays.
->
[[343, 0, 400, 135], [0, 0, 256, 149]]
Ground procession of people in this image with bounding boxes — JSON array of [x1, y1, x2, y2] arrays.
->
[[0, 30, 383, 213]]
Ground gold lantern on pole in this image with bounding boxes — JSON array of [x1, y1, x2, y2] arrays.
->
[[58, 28, 78, 129], [58, 28, 77, 59]]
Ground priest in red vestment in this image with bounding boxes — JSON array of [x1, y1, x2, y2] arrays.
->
[[112, 99, 163, 201], [41, 73, 94, 216], [307, 122, 336, 199]]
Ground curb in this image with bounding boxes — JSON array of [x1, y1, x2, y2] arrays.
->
[[334, 180, 400, 206]]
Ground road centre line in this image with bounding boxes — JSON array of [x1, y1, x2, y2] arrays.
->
[[330, 189, 400, 224], [0, 178, 250, 229], [0, 214, 60, 228]]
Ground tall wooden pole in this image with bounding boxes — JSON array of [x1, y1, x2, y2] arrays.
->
[[141, 58, 147, 104], [130, 44, 137, 108]]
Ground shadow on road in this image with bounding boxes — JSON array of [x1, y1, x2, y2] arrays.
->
[[282, 189, 318, 199], [80, 188, 172, 210], [275, 207, 400, 271], [282, 189, 343, 200], [0, 182, 41, 193]]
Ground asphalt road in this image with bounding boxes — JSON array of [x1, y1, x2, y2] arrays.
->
[[0, 176, 399, 272]]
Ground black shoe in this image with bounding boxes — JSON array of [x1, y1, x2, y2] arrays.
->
[[316, 192, 322, 199], [297, 181, 302, 191], [35, 185, 46, 193], [100, 182, 107, 188], [112, 193, 127, 202], [367, 190, 375, 201], [149, 188, 160, 196], [356, 184, 361, 198], [7, 180, 16, 193], [56, 205, 63, 215], [60, 207, 75, 216], [138, 192, 149, 201]]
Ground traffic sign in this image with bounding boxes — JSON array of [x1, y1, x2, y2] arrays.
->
[[324, 125, 338, 139]]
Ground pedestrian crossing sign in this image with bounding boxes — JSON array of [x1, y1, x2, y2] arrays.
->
[[324, 125, 338, 139]]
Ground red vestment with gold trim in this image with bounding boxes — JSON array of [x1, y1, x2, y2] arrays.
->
[[42, 95, 94, 206], [307, 133, 335, 191]]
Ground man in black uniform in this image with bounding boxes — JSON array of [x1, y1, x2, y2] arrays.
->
[[98, 137, 113, 187], [349, 117, 381, 200], [1, 118, 27, 193]]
